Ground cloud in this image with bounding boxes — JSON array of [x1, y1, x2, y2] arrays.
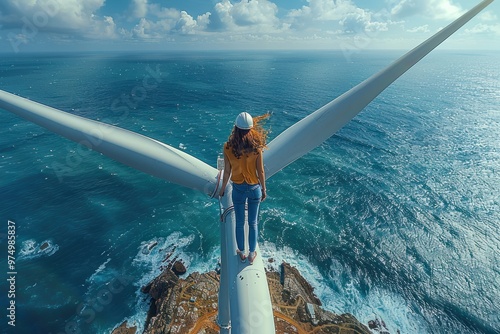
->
[[286, 0, 387, 34], [130, 6, 207, 39], [465, 23, 500, 35], [208, 0, 280, 32], [132, 18, 153, 39], [128, 0, 283, 40], [287, 0, 358, 28], [176, 11, 198, 35], [390, 0, 464, 20], [100, 16, 117, 38], [132, 0, 148, 19], [196, 12, 211, 31], [1, 0, 497, 50], [0, 0, 117, 39], [407, 24, 430, 33], [341, 10, 388, 33], [479, 10, 497, 22]]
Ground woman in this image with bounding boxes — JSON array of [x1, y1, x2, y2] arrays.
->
[[219, 112, 269, 264]]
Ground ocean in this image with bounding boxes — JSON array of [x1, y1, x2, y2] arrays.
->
[[0, 50, 499, 334]]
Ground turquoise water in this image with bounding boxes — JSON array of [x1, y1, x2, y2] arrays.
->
[[0, 50, 499, 334]]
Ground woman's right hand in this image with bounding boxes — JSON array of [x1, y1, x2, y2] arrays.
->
[[261, 189, 267, 201]]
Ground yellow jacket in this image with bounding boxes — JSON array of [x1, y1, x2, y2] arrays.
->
[[224, 144, 261, 185]]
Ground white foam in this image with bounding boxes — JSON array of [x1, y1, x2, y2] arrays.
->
[[259, 241, 430, 334], [18, 239, 59, 260], [259, 241, 338, 305], [111, 235, 429, 334], [357, 288, 429, 334], [86, 258, 112, 284], [124, 232, 205, 332], [326, 258, 432, 334]]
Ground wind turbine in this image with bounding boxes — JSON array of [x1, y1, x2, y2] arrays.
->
[[0, 1, 493, 332]]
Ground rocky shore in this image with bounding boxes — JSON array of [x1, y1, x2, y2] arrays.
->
[[112, 258, 393, 334]]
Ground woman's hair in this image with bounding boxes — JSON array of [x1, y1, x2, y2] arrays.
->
[[226, 113, 270, 159]]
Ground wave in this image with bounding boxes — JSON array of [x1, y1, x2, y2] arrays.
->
[[258, 241, 430, 334], [86, 258, 112, 284], [116, 232, 220, 333], [105, 232, 430, 334]]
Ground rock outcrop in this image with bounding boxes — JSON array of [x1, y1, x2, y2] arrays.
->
[[111, 321, 137, 334], [112, 261, 376, 334], [269, 262, 371, 334], [171, 261, 187, 276]]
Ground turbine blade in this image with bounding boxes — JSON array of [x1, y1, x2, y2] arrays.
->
[[264, 0, 493, 178], [0, 90, 218, 195]]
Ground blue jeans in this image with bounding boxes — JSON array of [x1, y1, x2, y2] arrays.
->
[[232, 182, 262, 253]]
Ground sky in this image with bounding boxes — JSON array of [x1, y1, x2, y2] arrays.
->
[[0, 0, 499, 53]]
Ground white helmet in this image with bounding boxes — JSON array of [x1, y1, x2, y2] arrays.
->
[[235, 112, 253, 130]]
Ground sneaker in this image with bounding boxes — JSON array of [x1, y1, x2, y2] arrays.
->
[[236, 249, 246, 262], [248, 251, 257, 265]]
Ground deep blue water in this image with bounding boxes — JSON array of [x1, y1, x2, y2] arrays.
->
[[0, 50, 499, 334]]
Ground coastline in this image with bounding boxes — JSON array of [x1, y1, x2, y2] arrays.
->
[[112, 260, 387, 333]]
